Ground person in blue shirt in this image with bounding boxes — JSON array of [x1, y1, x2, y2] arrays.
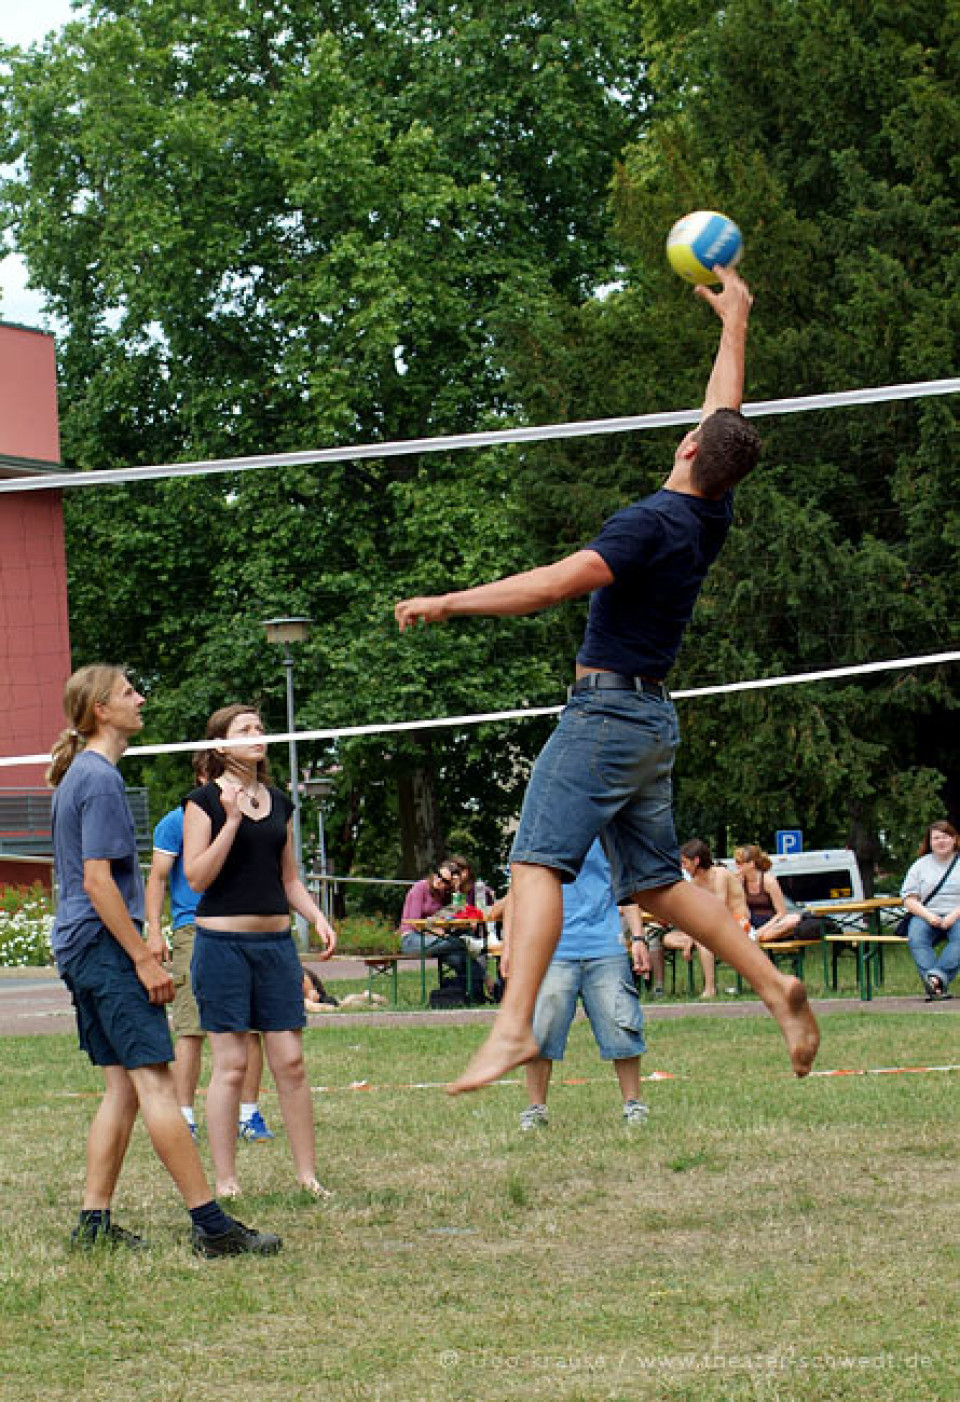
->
[[514, 839, 650, 1130], [146, 757, 275, 1142], [48, 664, 280, 1257], [396, 268, 820, 1093]]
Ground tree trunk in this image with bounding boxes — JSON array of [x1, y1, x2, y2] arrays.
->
[[397, 741, 443, 879], [846, 803, 880, 898]]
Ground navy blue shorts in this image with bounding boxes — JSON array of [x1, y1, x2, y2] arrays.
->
[[61, 928, 174, 1069], [192, 928, 306, 1033]]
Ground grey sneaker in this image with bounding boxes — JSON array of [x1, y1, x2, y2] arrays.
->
[[519, 1103, 549, 1132], [622, 1099, 650, 1126]]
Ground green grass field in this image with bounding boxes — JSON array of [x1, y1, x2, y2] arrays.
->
[[1, 1003, 957, 1401]]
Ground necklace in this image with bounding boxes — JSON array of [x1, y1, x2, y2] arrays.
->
[[223, 771, 260, 809]]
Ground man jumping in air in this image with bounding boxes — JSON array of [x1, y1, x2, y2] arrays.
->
[[395, 267, 820, 1092]]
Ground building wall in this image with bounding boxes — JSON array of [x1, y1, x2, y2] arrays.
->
[[0, 493, 71, 783], [0, 324, 70, 788], [0, 324, 60, 465]]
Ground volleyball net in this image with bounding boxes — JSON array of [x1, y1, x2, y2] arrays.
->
[[0, 374, 958, 773]]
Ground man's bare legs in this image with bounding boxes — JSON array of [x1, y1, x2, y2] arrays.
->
[[245, 1033, 264, 1105], [85, 1063, 221, 1214], [524, 1056, 553, 1107], [172, 1034, 203, 1116], [696, 943, 717, 998], [82, 1065, 139, 1209], [524, 1056, 640, 1109], [666, 931, 717, 997], [126, 1063, 217, 1209], [642, 882, 819, 1076], [613, 1057, 641, 1103], [450, 862, 562, 1094]]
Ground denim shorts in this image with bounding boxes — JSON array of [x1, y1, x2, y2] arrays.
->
[[192, 928, 306, 1033], [532, 952, 646, 1061], [61, 927, 175, 1069], [510, 687, 683, 903]]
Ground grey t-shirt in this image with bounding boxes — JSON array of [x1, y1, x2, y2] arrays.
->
[[51, 750, 145, 971], [900, 853, 960, 916]]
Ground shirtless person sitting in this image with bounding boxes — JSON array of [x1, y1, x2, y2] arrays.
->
[[666, 839, 751, 997]]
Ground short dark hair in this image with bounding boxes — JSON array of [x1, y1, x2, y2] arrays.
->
[[680, 838, 713, 869], [691, 409, 762, 497]]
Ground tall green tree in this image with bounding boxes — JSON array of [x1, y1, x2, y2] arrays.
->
[[500, 0, 960, 873], [1, 0, 650, 885]]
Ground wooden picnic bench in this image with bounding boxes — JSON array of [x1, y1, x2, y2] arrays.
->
[[360, 953, 428, 1005], [757, 937, 823, 981], [364, 918, 490, 1006], [806, 898, 907, 1000]]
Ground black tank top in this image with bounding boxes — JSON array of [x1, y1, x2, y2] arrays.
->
[[745, 873, 776, 926], [186, 781, 294, 918]]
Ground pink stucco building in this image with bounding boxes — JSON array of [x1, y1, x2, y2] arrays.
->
[[0, 322, 71, 790]]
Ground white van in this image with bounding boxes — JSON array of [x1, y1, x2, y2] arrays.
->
[[720, 848, 864, 907]]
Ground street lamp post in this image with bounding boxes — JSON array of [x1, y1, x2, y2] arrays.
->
[[263, 616, 312, 950], [301, 771, 337, 920]]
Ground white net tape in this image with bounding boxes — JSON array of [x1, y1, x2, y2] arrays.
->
[[1, 650, 956, 771]]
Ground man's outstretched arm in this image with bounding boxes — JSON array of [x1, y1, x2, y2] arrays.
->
[[395, 549, 612, 632], [694, 265, 753, 420]]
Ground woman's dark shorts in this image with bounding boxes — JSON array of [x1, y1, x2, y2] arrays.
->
[[192, 928, 306, 1033]]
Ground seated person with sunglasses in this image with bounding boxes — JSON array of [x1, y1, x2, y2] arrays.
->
[[400, 862, 482, 989]]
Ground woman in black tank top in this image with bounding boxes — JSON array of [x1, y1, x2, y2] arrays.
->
[[733, 845, 801, 944], [184, 704, 337, 1200]]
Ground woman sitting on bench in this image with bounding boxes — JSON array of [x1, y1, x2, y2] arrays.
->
[[734, 845, 801, 944], [399, 862, 483, 990]]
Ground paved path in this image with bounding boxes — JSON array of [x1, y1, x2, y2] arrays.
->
[[0, 963, 957, 1036]]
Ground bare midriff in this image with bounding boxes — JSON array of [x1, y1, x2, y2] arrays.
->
[[196, 914, 291, 933]]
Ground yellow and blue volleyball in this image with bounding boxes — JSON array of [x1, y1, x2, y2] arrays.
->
[[666, 210, 743, 285]]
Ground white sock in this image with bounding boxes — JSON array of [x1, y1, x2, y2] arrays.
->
[[181, 1106, 196, 1127], [239, 1103, 258, 1124]]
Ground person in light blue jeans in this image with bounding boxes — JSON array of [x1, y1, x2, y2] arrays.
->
[[515, 840, 650, 1129], [900, 820, 960, 1000]]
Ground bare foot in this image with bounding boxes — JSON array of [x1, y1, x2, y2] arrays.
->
[[299, 1178, 332, 1200], [448, 1023, 540, 1095], [774, 976, 820, 1077]]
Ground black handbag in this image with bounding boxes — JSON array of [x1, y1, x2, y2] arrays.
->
[[897, 854, 959, 937]]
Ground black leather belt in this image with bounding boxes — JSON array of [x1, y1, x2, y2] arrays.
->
[[570, 672, 669, 701]]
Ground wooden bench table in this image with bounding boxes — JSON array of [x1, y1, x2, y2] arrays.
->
[[372, 917, 490, 1006], [806, 898, 906, 1000], [757, 938, 823, 982], [360, 953, 430, 1006], [821, 933, 908, 1001]]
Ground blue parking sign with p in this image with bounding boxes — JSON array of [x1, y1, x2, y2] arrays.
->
[[776, 830, 803, 856]]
